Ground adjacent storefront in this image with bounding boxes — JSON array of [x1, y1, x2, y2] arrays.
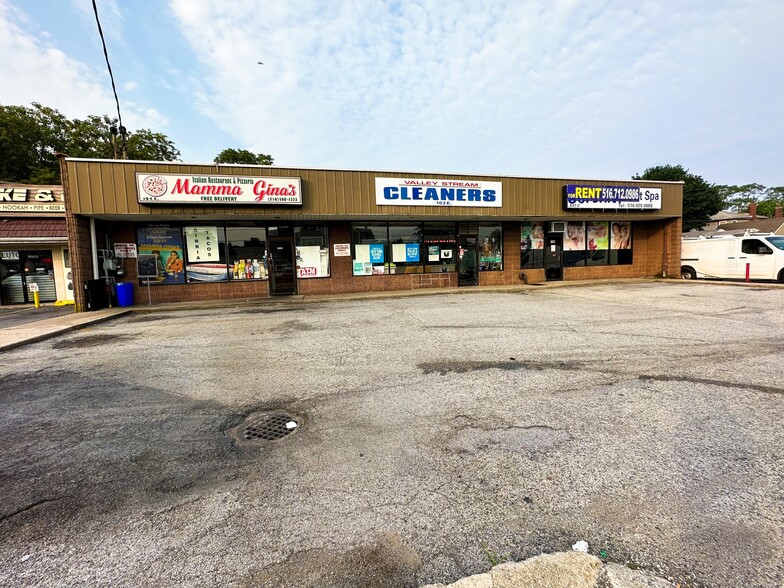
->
[[0, 184, 72, 305], [60, 159, 683, 310]]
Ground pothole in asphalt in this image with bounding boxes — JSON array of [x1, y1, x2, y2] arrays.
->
[[234, 306, 300, 314], [447, 425, 571, 455], [231, 412, 301, 444], [125, 314, 167, 323], [51, 333, 133, 349]]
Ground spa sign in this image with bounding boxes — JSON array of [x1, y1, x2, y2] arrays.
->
[[136, 173, 302, 206], [376, 177, 502, 208], [564, 185, 662, 210]]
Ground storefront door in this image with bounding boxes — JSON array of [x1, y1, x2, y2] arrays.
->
[[457, 235, 479, 286], [0, 250, 56, 304], [268, 238, 297, 295], [544, 234, 563, 281]]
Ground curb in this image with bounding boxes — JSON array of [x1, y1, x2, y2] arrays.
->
[[124, 278, 661, 314], [421, 551, 677, 588], [0, 308, 132, 353]]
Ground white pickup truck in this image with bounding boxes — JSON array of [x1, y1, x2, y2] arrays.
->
[[681, 233, 784, 282]]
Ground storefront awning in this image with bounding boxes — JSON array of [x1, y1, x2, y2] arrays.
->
[[0, 218, 68, 242]]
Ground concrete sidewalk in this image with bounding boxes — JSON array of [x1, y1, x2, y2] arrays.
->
[[0, 280, 640, 351], [0, 307, 132, 352], [1, 277, 779, 351]]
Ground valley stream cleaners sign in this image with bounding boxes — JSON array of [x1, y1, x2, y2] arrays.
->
[[136, 173, 302, 206], [376, 177, 502, 208]]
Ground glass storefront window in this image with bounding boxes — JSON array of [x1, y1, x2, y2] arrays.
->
[[520, 222, 544, 269], [137, 225, 186, 285], [424, 222, 456, 273], [609, 221, 633, 265], [352, 224, 388, 276], [586, 222, 609, 266], [563, 222, 586, 267], [388, 223, 423, 274], [183, 226, 229, 282], [295, 225, 330, 278], [478, 224, 503, 271], [227, 227, 268, 280]]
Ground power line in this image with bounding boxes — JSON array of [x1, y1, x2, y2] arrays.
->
[[91, 0, 126, 159]]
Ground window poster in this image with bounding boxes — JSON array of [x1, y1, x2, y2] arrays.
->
[[521, 222, 544, 250], [136, 226, 185, 285], [184, 227, 219, 262], [357, 262, 373, 275], [564, 222, 586, 251], [587, 222, 609, 250], [405, 243, 420, 263], [392, 243, 407, 263], [428, 246, 440, 262], [296, 245, 323, 278], [610, 222, 632, 249], [183, 226, 227, 282], [354, 244, 370, 263], [369, 243, 385, 264]]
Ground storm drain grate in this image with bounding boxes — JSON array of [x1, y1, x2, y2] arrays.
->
[[240, 413, 299, 442]]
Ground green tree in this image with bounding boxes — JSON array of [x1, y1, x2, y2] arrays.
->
[[68, 115, 180, 161], [714, 184, 784, 217], [757, 187, 784, 217], [0, 103, 70, 184], [714, 183, 767, 212], [214, 148, 274, 165], [634, 165, 722, 231], [0, 102, 180, 184]]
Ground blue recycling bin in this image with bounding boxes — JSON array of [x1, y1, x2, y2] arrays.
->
[[115, 282, 134, 307]]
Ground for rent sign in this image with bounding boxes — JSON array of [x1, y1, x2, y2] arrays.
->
[[136, 173, 302, 206], [564, 185, 662, 210]]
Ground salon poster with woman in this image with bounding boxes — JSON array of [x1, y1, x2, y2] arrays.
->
[[564, 222, 586, 251], [610, 222, 632, 249], [136, 226, 185, 284]]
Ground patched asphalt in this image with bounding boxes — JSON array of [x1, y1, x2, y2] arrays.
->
[[0, 282, 782, 587]]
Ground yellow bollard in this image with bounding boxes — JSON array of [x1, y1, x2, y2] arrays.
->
[[33, 290, 40, 308]]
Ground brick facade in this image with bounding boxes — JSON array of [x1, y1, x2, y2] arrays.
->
[[93, 218, 675, 307], [60, 159, 683, 309]]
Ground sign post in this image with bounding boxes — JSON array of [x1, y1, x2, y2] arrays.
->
[[136, 254, 159, 305], [29, 282, 40, 308]]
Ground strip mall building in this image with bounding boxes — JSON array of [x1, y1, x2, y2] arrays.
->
[[0, 184, 73, 305], [60, 158, 683, 310]]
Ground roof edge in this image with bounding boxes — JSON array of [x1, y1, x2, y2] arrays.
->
[[62, 158, 685, 185]]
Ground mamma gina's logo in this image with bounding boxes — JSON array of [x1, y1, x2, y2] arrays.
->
[[141, 175, 168, 198], [375, 177, 503, 208]]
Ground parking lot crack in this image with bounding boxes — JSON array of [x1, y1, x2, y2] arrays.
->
[[639, 374, 784, 396], [0, 497, 62, 524]]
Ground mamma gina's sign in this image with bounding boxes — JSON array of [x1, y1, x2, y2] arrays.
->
[[375, 177, 502, 208], [136, 173, 302, 206]]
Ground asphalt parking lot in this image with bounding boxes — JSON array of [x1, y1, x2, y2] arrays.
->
[[1, 281, 782, 588]]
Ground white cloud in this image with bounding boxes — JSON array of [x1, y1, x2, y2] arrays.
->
[[0, 1, 164, 131], [68, 0, 124, 45], [123, 80, 138, 91], [168, 0, 784, 184]]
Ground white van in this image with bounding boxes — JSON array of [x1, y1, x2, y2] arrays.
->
[[681, 233, 784, 282]]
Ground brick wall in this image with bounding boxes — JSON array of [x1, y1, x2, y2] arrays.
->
[[61, 158, 93, 312], [565, 221, 667, 280], [69, 218, 676, 309], [664, 217, 682, 278]]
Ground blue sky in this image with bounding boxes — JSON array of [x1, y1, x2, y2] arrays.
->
[[1, 0, 782, 186]]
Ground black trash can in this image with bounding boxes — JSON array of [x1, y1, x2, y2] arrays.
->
[[85, 279, 108, 311]]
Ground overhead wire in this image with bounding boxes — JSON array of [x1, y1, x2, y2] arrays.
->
[[91, 0, 126, 159]]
